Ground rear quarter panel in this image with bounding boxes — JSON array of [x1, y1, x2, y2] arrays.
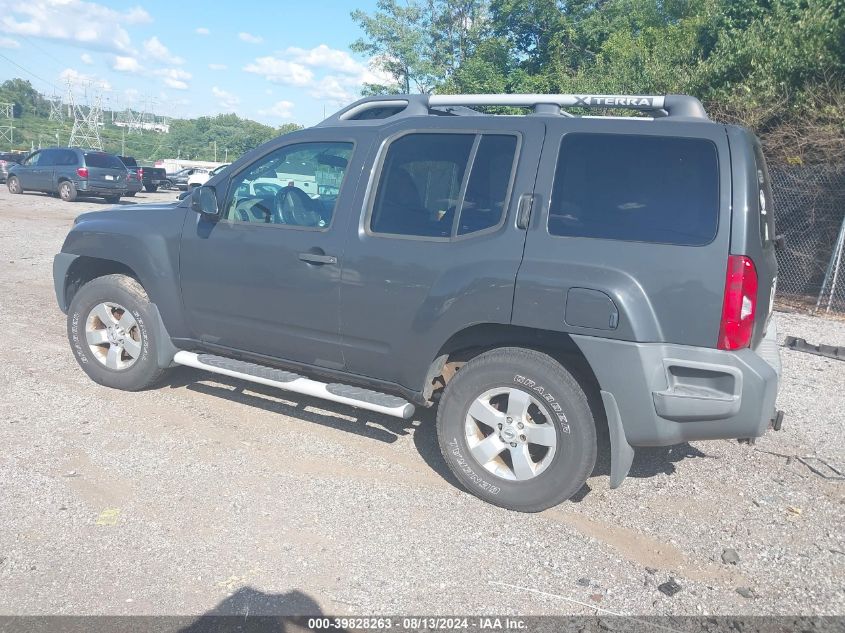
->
[[513, 118, 732, 347]]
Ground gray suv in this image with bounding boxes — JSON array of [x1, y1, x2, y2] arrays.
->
[[8, 147, 128, 203], [52, 94, 781, 512]]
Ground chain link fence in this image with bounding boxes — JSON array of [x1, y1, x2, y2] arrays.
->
[[770, 164, 845, 315]]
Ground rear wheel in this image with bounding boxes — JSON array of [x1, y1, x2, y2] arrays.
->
[[436, 347, 596, 512], [7, 176, 21, 194], [104, 195, 121, 204], [67, 274, 169, 391], [59, 180, 77, 202], [126, 191, 137, 197], [144, 184, 157, 193]]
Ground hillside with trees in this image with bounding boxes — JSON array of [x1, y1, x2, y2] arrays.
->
[[0, 78, 302, 163], [352, 0, 845, 164]]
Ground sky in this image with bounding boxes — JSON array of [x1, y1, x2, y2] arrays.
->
[[0, 0, 390, 127]]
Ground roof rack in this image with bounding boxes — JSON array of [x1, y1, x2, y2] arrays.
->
[[317, 93, 708, 126]]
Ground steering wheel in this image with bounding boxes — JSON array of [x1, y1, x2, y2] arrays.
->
[[274, 186, 321, 226]]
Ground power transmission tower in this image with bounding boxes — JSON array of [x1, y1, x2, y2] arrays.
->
[[48, 93, 64, 122], [67, 80, 103, 150], [0, 102, 13, 149]]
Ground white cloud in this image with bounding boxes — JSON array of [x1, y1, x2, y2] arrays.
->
[[238, 32, 263, 44], [156, 67, 191, 90], [208, 63, 227, 71], [284, 44, 362, 75], [112, 55, 191, 90], [143, 36, 184, 65], [245, 45, 394, 105], [59, 67, 110, 91], [0, 37, 20, 49], [243, 56, 313, 86], [195, 27, 210, 35], [112, 55, 142, 73], [308, 76, 354, 103], [259, 100, 294, 119], [212, 86, 240, 111], [0, 0, 151, 53], [80, 52, 93, 64]]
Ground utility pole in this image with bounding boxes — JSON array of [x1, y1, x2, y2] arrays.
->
[[213, 140, 217, 162], [122, 128, 125, 156], [224, 148, 228, 161]]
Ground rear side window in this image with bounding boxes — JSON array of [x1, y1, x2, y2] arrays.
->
[[548, 134, 719, 246], [370, 132, 517, 239], [84, 152, 125, 169], [753, 143, 775, 245], [56, 150, 77, 166]]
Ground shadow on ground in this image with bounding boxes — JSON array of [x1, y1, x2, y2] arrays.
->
[[163, 366, 459, 488], [164, 366, 710, 503], [178, 586, 343, 632]]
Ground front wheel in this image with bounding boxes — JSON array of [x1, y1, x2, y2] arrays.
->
[[67, 274, 169, 391], [7, 176, 22, 194], [436, 347, 597, 512]]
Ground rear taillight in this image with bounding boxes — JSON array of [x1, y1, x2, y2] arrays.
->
[[718, 255, 758, 350], [76, 167, 89, 178], [138, 167, 144, 180]]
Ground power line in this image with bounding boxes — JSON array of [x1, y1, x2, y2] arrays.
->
[[0, 52, 61, 92]]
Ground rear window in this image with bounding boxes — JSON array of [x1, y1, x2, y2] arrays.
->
[[548, 133, 719, 246], [118, 156, 138, 167], [84, 152, 125, 169]]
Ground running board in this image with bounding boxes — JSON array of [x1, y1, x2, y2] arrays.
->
[[173, 351, 415, 419]]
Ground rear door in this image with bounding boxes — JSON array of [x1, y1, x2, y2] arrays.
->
[[514, 118, 732, 348], [83, 152, 127, 191], [338, 117, 545, 390]]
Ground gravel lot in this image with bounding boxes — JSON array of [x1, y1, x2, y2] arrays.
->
[[0, 187, 843, 618]]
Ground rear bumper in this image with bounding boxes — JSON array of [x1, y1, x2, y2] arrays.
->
[[573, 326, 780, 447], [126, 181, 143, 193], [76, 181, 126, 196]]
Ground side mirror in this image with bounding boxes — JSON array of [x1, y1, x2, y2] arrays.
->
[[191, 185, 220, 217]]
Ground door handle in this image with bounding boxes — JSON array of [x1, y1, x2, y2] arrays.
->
[[516, 193, 535, 230], [298, 252, 337, 265]]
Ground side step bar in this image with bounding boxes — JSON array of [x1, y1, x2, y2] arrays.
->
[[173, 351, 415, 419]]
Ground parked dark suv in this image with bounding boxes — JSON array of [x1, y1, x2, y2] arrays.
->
[[52, 94, 782, 512], [8, 147, 128, 202]]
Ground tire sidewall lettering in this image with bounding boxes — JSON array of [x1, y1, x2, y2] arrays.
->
[[513, 374, 571, 434], [69, 311, 89, 364], [447, 438, 501, 495]]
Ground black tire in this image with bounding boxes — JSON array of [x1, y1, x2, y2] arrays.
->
[[144, 184, 158, 193], [7, 175, 22, 194], [126, 191, 137, 197], [59, 180, 77, 202], [104, 195, 121, 204], [67, 274, 169, 391], [436, 347, 596, 512], [161, 180, 173, 190]]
